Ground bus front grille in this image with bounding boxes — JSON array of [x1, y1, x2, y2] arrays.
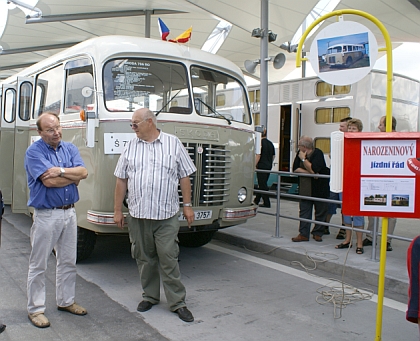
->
[[180, 143, 231, 207]]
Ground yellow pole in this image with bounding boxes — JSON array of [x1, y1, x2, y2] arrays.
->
[[296, 10, 393, 341]]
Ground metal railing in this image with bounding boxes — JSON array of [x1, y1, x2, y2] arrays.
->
[[254, 169, 413, 262]]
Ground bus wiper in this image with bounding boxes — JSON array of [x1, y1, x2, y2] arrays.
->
[[196, 98, 231, 125], [155, 90, 182, 117]]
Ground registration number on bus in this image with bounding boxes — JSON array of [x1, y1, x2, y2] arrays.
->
[[179, 210, 212, 221]]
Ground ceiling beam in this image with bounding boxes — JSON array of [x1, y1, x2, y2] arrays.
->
[[25, 9, 185, 24], [0, 62, 35, 71], [0, 42, 81, 55]]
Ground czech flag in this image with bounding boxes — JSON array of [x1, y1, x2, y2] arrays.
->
[[169, 27, 192, 44], [158, 18, 170, 41]]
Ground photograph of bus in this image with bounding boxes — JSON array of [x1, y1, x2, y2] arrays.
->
[[317, 32, 369, 71]]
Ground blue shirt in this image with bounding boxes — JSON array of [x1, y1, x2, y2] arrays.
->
[[25, 139, 85, 209]]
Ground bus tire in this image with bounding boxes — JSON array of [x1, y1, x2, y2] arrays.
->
[[77, 227, 96, 262], [345, 57, 353, 67], [178, 230, 216, 247]]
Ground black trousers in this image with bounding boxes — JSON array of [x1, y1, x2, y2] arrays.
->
[[254, 172, 270, 206]]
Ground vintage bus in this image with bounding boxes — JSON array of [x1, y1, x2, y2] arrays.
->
[[324, 43, 365, 67], [0, 36, 257, 261]]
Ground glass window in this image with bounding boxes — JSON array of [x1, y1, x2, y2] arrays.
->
[[34, 65, 63, 118], [191, 65, 251, 124], [248, 91, 255, 103], [315, 138, 330, 154], [315, 107, 350, 124], [65, 59, 94, 114], [4, 88, 16, 123], [103, 59, 190, 113], [19, 82, 33, 121], [316, 81, 350, 96]]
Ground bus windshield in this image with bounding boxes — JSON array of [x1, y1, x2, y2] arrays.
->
[[191, 66, 251, 124], [103, 58, 190, 113]]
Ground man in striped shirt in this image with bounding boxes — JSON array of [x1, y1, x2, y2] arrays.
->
[[114, 108, 197, 322]]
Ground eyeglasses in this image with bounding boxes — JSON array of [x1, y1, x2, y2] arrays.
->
[[43, 126, 62, 135], [130, 119, 148, 129]]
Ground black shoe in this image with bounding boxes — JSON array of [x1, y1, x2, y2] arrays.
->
[[175, 307, 194, 322], [137, 300, 154, 312], [387, 242, 393, 251], [336, 228, 346, 239], [259, 204, 271, 208], [324, 227, 330, 235], [0, 324, 5, 334], [363, 238, 373, 246]]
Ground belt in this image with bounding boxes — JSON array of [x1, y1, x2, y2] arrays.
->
[[53, 204, 75, 210]]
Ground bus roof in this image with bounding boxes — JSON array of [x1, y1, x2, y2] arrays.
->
[[327, 43, 364, 49], [2, 35, 244, 83]]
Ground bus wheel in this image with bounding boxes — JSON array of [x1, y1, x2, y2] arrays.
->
[[345, 57, 353, 67], [77, 227, 97, 262], [178, 230, 216, 247]]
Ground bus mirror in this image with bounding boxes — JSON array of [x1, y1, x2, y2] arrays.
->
[[255, 125, 265, 133], [82, 87, 93, 98]]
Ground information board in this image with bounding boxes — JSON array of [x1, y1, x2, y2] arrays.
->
[[342, 132, 420, 218]]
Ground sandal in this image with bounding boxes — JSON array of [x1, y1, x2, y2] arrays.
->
[[335, 242, 352, 249], [356, 247, 364, 254], [28, 312, 50, 328]]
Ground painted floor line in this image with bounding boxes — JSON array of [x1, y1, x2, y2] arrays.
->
[[206, 243, 407, 312]]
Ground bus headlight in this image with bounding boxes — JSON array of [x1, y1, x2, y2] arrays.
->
[[237, 187, 247, 203]]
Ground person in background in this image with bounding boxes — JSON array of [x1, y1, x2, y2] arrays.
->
[[291, 136, 329, 243], [324, 116, 352, 237], [0, 189, 6, 334], [363, 115, 397, 251], [114, 108, 197, 322], [24, 112, 88, 328], [254, 128, 275, 208], [335, 118, 365, 254], [407, 235, 420, 341]]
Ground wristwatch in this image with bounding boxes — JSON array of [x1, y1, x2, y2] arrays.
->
[[60, 167, 65, 177], [183, 203, 192, 207], [301, 158, 306, 162]]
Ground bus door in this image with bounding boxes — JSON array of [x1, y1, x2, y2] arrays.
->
[[278, 105, 292, 171], [0, 84, 17, 204], [12, 77, 33, 213], [287, 103, 302, 172]]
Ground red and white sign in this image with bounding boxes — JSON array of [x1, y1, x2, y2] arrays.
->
[[342, 132, 420, 218]]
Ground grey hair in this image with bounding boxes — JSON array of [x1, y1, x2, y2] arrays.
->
[[143, 109, 157, 126], [298, 136, 314, 149]]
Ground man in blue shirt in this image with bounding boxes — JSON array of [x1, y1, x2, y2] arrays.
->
[[24, 112, 88, 328]]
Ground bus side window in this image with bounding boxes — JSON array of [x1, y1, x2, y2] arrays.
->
[[64, 59, 94, 114], [33, 65, 63, 117], [19, 82, 33, 121], [4, 88, 16, 123]]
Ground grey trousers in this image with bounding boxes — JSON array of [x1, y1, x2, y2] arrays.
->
[[366, 216, 397, 242], [27, 208, 77, 314], [298, 199, 328, 238], [127, 214, 186, 311]]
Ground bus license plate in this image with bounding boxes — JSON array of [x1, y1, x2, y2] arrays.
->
[[179, 210, 212, 221]]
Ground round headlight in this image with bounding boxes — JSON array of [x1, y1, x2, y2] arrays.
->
[[237, 187, 247, 203]]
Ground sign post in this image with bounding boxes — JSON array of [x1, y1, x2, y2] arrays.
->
[[295, 9, 396, 341]]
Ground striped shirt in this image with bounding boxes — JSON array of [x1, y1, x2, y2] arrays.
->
[[114, 130, 196, 220]]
